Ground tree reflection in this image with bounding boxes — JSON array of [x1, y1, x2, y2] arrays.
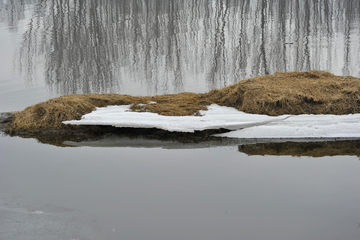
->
[[1, 0, 360, 96]]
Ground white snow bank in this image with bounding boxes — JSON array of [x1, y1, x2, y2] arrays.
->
[[63, 104, 360, 138], [215, 113, 360, 138], [63, 104, 289, 132]]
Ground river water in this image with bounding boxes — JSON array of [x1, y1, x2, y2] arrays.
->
[[1, 1, 360, 239]]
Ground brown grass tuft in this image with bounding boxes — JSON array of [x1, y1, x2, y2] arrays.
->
[[7, 70, 360, 133], [205, 70, 360, 115], [9, 93, 209, 132], [10, 94, 139, 132], [131, 92, 210, 116]]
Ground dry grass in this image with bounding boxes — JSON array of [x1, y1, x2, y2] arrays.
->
[[130, 92, 210, 116], [9, 94, 138, 132], [7, 70, 360, 133], [8, 92, 209, 132], [205, 70, 360, 115]]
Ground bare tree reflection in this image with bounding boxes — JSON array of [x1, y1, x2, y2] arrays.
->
[[0, 0, 29, 32], [1, 0, 360, 96]]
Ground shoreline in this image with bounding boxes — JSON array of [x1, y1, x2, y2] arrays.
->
[[2, 109, 360, 156], [1, 70, 359, 141], [2, 118, 360, 158]]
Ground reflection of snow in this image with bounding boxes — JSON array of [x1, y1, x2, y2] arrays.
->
[[63, 104, 360, 139]]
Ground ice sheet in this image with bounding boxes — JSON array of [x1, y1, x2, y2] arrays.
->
[[63, 104, 360, 138]]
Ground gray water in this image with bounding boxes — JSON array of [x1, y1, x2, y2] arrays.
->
[[1, 0, 360, 110], [1, 1, 360, 239]]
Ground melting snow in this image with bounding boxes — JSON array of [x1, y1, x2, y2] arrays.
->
[[63, 104, 360, 139]]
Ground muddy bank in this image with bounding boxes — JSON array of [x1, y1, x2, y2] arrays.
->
[[2, 71, 360, 134]]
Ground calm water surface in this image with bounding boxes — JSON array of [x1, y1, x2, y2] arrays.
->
[[1, 136, 360, 240], [1, 1, 360, 239], [0, 0, 360, 110]]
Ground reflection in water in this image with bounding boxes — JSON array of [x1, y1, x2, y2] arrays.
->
[[238, 140, 360, 158], [5, 122, 360, 158], [1, 0, 360, 95], [0, 0, 30, 32]]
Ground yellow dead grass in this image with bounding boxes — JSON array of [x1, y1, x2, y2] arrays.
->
[[206, 70, 360, 115], [9, 94, 137, 132], [7, 70, 360, 133], [9, 92, 209, 132]]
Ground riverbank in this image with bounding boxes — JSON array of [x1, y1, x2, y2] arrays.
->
[[2, 71, 360, 135]]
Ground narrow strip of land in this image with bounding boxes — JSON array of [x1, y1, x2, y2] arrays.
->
[[2, 70, 360, 134]]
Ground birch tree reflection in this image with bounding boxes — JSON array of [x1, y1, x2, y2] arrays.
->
[[0, 0, 30, 32], [1, 0, 360, 95]]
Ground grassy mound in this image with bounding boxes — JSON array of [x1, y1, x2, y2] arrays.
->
[[206, 70, 360, 115], [5, 70, 360, 133], [8, 92, 209, 132]]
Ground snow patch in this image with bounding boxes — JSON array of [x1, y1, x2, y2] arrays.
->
[[63, 104, 289, 132], [215, 113, 360, 138], [63, 104, 360, 138]]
